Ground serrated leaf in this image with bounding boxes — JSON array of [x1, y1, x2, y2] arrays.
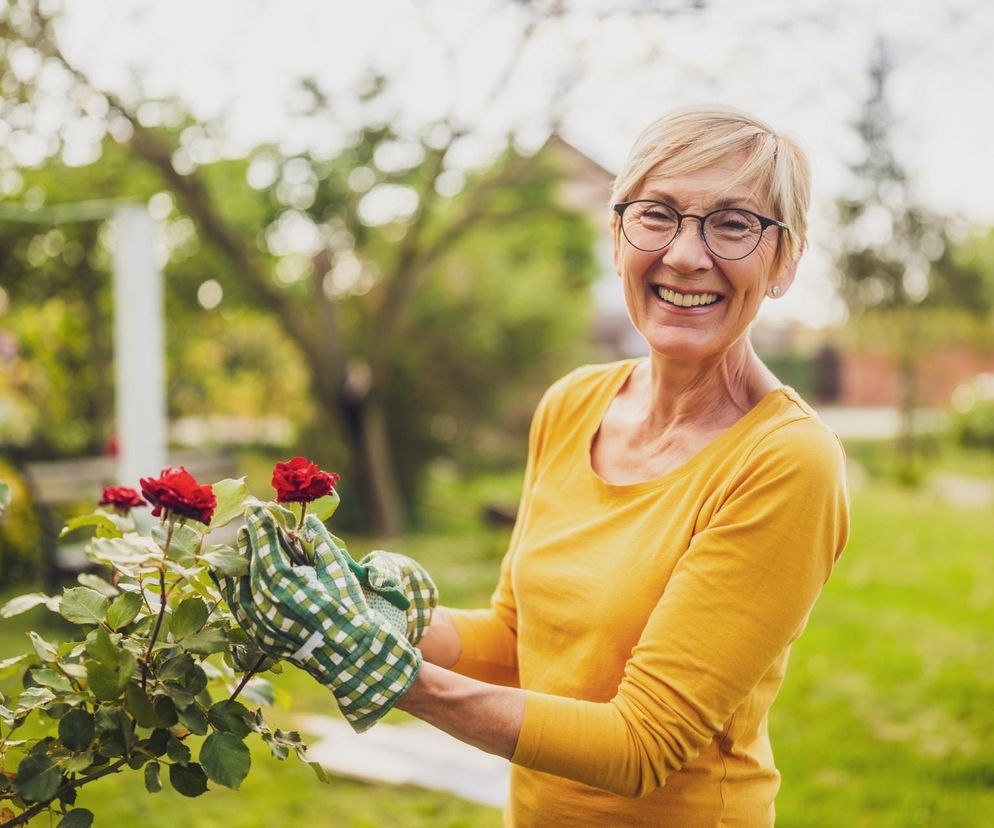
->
[[289, 489, 340, 523], [153, 523, 201, 564], [125, 683, 159, 728], [153, 697, 178, 727], [181, 627, 227, 655], [144, 761, 162, 793], [176, 704, 208, 736], [85, 650, 135, 701], [58, 708, 95, 752], [14, 754, 61, 802], [57, 808, 94, 828], [76, 573, 119, 598], [200, 732, 250, 790], [106, 592, 143, 630], [31, 668, 72, 693], [199, 546, 249, 577], [59, 588, 109, 626], [28, 631, 58, 662], [208, 478, 249, 531], [0, 593, 61, 619], [62, 750, 94, 773], [157, 653, 194, 681], [84, 627, 120, 668], [206, 700, 252, 738], [166, 735, 191, 765], [88, 536, 157, 567], [61, 512, 121, 540], [16, 686, 56, 713], [170, 597, 209, 640], [168, 761, 208, 797]]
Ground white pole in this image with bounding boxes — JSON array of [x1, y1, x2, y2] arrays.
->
[[111, 205, 165, 529]]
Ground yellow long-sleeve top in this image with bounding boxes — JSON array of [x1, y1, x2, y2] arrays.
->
[[447, 359, 850, 827]]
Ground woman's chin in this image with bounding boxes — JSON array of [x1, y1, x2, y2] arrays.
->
[[641, 328, 728, 363]]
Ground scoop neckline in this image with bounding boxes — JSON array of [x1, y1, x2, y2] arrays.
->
[[586, 359, 792, 496]]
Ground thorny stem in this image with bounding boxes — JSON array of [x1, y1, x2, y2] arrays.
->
[[229, 654, 268, 703], [0, 756, 129, 827], [141, 519, 174, 691]]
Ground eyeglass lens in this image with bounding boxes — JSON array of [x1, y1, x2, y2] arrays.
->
[[621, 202, 764, 260]]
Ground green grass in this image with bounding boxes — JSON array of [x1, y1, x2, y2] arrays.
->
[[2, 466, 993, 825]]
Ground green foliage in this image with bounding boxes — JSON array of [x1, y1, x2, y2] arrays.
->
[[0, 480, 332, 827], [952, 398, 994, 451]]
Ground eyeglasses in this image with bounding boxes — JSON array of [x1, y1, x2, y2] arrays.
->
[[613, 200, 789, 261]]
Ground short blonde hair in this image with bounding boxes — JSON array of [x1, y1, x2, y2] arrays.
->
[[609, 105, 811, 269]]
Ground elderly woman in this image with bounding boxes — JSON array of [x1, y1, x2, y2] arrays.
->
[[227, 105, 849, 827]]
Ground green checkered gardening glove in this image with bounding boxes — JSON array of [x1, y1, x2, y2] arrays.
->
[[217, 505, 421, 733], [339, 550, 437, 644]]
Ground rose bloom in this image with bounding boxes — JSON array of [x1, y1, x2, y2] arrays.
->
[[139, 467, 217, 525], [272, 457, 340, 504], [99, 486, 146, 512]]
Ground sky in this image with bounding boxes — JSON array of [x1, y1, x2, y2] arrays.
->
[[53, 0, 994, 328]]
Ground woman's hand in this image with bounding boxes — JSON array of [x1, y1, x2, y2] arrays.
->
[[216, 505, 421, 732], [350, 549, 438, 644]]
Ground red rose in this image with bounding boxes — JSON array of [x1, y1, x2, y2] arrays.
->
[[271, 457, 340, 504], [99, 486, 147, 511], [139, 467, 217, 525]]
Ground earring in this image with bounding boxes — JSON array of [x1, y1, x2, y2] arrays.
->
[[770, 285, 782, 298]]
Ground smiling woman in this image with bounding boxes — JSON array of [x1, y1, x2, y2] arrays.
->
[[241, 105, 850, 828]]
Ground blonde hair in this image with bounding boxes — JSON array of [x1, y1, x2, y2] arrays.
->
[[609, 105, 811, 269]]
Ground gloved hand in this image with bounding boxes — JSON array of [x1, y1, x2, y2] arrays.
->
[[345, 550, 437, 644], [216, 505, 421, 733]]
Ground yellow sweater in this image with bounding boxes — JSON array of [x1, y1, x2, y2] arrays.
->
[[448, 360, 850, 827]]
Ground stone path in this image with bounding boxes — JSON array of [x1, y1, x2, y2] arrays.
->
[[297, 716, 510, 808]]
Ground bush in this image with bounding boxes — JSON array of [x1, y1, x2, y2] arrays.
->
[[0, 458, 47, 585], [951, 375, 994, 451]]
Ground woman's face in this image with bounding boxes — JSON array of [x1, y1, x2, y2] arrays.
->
[[614, 153, 797, 363]]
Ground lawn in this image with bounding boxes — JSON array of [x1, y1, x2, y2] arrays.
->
[[2, 462, 992, 826]]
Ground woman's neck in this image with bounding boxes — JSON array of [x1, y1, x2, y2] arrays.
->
[[640, 337, 777, 432]]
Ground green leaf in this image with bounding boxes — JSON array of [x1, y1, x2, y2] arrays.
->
[[88, 536, 157, 568], [106, 592, 143, 630], [308, 761, 332, 784], [16, 686, 56, 713], [199, 545, 249, 577], [208, 478, 250, 531], [63, 750, 94, 773], [153, 523, 201, 564], [31, 668, 72, 693], [0, 592, 61, 619], [181, 627, 228, 655], [200, 732, 250, 790], [28, 631, 58, 662], [0, 479, 10, 515], [59, 588, 110, 626], [144, 761, 162, 793], [176, 704, 208, 736], [61, 512, 121, 540], [170, 597, 209, 640], [84, 627, 120, 668], [166, 736, 191, 765], [125, 683, 159, 728], [58, 708, 95, 752], [207, 700, 252, 738], [290, 489, 340, 523], [0, 653, 29, 678], [168, 761, 208, 797], [57, 807, 94, 828], [14, 754, 61, 803], [85, 650, 135, 701], [157, 653, 194, 682], [76, 573, 119, 597], [240, 677, 275, 707], [152, 697, 178, 727]]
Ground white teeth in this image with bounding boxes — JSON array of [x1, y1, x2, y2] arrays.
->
[[656, 287, 720, 307]]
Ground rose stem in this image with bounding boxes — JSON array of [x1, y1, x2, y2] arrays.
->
[[229, 653, 268, 703]]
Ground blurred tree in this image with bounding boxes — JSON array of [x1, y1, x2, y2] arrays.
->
[[0, 0, 599, 532], [834, 38, 956, 483]]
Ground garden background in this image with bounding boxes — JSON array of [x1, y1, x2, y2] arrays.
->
[[1, 1, 993, 825]]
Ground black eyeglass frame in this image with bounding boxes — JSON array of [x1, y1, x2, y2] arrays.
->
[[612, 199, 790, 261]]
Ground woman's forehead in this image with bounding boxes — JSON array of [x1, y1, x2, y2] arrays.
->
[[637, 153, 773, 212]]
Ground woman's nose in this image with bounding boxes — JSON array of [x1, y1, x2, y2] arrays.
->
[[661, 218, 713, 272]]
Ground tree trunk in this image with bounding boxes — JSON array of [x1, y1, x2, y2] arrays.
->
[[339, 390, 405, 538]]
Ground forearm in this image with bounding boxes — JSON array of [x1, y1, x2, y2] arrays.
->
[[395, 661, 525, 760], [417, 606, 462, 668]]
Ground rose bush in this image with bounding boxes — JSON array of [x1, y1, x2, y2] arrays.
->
[[0, 462, 343, 827]]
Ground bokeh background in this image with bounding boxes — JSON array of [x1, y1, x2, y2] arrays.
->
[[1, 1, 992, 825]]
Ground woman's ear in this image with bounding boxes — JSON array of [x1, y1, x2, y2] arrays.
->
[[768, 249, 802, 298]]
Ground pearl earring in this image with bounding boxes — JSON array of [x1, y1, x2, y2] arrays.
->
[[770, 285, 782, 297]]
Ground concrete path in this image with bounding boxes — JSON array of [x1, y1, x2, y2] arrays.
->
[[297, 716, 510, 808]]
